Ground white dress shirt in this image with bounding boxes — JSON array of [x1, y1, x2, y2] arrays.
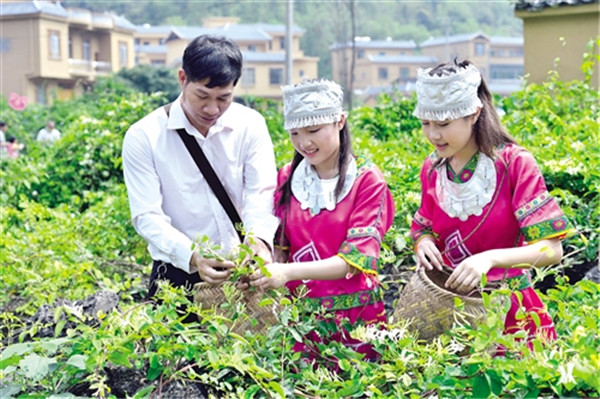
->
[[122, 96, 279, 273], [36, 128, 61, 142]]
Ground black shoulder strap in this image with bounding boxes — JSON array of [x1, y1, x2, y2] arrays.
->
[[164, 104, 244, 242]]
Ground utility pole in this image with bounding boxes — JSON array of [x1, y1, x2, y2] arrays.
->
[[285, 0, 293, 84], [444, 16, 450, 62]]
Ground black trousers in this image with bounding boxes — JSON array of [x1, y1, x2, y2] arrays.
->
[[148, 260, 202, 323]]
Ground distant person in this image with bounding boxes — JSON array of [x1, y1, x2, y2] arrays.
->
[[408, 59, 575, 351], [0, 121, 7, 156], [122, 34, 278, 309], [6, 135, 24, 159], [36, 120, 61, 143]]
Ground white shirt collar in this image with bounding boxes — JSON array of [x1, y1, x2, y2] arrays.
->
[[291, 157, 357, 215], [167, 96, 232, 138]]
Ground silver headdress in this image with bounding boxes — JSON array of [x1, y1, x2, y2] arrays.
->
[[413, 63, 483, 121], [282, 79, 344, 130]]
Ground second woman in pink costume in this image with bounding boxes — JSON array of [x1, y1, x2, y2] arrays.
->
[[249, 79, 395, 365]]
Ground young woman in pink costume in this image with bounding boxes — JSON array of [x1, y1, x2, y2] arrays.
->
[[411, 60, 575, 349], [249, 78, 395, 365]]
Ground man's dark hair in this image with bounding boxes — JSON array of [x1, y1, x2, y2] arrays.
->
[[0, 121, 6, 128], [182, 35, 243, 87]]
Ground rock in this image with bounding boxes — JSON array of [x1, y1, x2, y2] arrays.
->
[[585, 264, 600, 284], [16, 290, 120, 340]]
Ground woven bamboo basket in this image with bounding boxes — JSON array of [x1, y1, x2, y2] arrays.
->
[[392, 266, 491, 341], [193, 282, 282, 335]]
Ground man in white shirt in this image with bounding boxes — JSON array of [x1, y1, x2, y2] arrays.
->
[[36, 120, 61, 143], [122, 35, 278, 306]]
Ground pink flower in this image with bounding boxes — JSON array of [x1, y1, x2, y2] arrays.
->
[[9, 93, 28, 111]]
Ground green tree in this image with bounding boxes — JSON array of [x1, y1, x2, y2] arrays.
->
[[116, 65, 180, 102]]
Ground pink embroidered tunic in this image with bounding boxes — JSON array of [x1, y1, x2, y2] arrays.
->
[[411, 144, 575, 344], [275, 155, 395, 360]]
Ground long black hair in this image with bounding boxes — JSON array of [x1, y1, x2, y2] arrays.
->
[[428, 59, 517, 171], [276, 120, 354, 210]]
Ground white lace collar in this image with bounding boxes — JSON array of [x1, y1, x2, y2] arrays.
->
[[291, 157, 357, 215], [435, 152, 497, 221]]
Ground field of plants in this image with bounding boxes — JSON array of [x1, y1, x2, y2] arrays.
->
[[1, 55, 599, 398]]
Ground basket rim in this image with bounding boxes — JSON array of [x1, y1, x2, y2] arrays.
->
[[417, 266, 484, 304]]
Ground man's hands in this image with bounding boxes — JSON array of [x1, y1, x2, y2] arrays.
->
[[245, 237, 273, 265], [190, 250, 235, 284]]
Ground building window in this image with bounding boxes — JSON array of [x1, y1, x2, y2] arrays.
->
[[83, 39, 91, 61], [379, 51, 386, 56], [280, 37, 285, 50], [0, 38, 11, 53], [49, 30, 61, 59], [299, 69, 305, 78], [378, 67, 388, 80], [68, 38, 72, 58], [509, 49, 523, 57], [357, 49, 364, 59], [269, 68, 283, 85], [242, 67, 256, 86], [474, 42, 485, 56], [119, 41, 128, 67], [490, 64, 523, 80], [248, 44, 256, 52], [400, 67, 409, 79]]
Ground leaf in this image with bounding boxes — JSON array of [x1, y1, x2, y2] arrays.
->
[[472, 373, 491, 398], [267, 380, 285, 398], [54, 319, 67, 338], [243, 385, 261, 398], [108, 347, 132, 368], [1, 343, 31, 359], [336, 379, 362, 396], [258, 297, 274, 307], [0, 385, 22, 398], [338, 358, 351, 371], [289, 327, 304, 342], [66, 354, 87, 370], [20, 354, 57, 380], [486, 370, 504, 396], [0, 355, 21, 369]]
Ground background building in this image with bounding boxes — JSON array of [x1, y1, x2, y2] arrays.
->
[[331, 31, 524, 105], [134, 17, 319, 100], [1, 1, 137, 104], [515, 0, 599, 88]]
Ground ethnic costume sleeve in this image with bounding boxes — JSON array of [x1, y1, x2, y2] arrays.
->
[[410, 155, 437, 248], [337, 160, 396, 276], [505, 146, 576, 243]]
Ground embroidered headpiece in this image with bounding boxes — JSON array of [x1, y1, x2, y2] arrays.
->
[[413, 63, 483, 121], [282, 79, 344, 130]]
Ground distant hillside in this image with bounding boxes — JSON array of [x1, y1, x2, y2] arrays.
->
[[62, 0, 522, 78]]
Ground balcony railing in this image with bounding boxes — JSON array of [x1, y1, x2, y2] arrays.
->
[[67, 59, 113, 77]]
